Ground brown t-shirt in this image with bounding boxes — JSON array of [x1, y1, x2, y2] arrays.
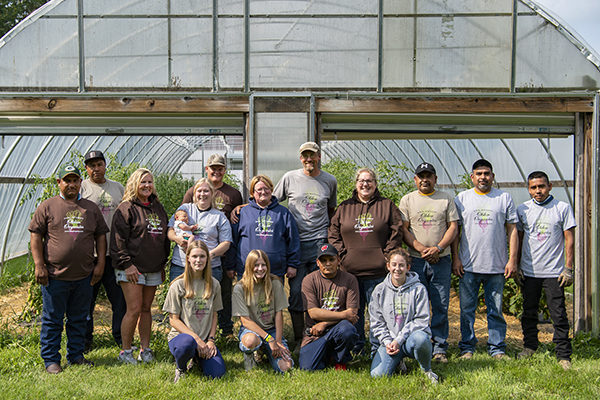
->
[[301, 269, 359, 346], [28, 196, 109, 281], [182, 182, 243, 220]]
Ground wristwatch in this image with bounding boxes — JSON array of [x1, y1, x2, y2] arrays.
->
[[436, 245, 444, 252]]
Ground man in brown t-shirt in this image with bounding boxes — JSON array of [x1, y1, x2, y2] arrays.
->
[[181, 154, 242, 338], [29, 165, 109, 374], [298, 244, 359, 371]]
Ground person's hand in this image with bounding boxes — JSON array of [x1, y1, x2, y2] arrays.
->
[[558, 268, 573, 287], [286, 267, 297, 279], [344, 309, 359, 325], [514, 268, 525, 286], [386, 340, 400, 356], [310, 322, 329, 336], [504, 260, 517, 279], [452, 259, 464, 277], [91, 262, 104, 286], [125, 265, 140, 284], [205, 340, 217, 358], [269, 340, 282, 358], [231, 205, 243, 224], [35, 264, 49, 286], [227, 270, 235, 279], [421, 246, 440, 264], [276, 342, 292, 361]]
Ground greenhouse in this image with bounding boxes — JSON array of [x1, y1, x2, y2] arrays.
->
[[1, 0, 599, 331]]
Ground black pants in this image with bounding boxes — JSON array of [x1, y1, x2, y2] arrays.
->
[[521, 276, 572, 360]]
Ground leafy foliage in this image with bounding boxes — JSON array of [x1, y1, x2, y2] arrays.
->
[[321, 158, 360, 204], [0, 0, 47, 38]]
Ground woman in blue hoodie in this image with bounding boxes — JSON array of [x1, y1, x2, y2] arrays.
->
[[234, 175, 300, 279], [369, 247, 438, 385]]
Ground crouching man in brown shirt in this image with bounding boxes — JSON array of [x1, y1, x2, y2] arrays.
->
[[29, 165, 109, 373], [298, 244, 359, 371]]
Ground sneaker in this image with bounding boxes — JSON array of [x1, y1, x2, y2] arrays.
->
[[138, 348, 155, 363], [45, 363, 62, 374], [70, 357, 94, 367], [559, 359, 571, 370], [174, 368, 186, 383], [254, 348, 264, 364], [334, 363, 347, 371], [433, 353, 448, 364], [460, 352, 473, 360], [493, 353, 511, 361], [118, 349, 137, 365], [244, 353, 257, 371], [517, 348, 535, 359], [424, 369, 439, 385]]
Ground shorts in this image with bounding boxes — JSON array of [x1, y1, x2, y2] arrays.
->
[[115, 269, 163, 286]]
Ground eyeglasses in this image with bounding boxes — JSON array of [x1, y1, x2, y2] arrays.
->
[[254, 188, 272, 193], [357, 179, 374, 185], [301, 152, 318, 160]]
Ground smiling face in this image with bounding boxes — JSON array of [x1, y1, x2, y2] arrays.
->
[[137, 173, 154, 203], [300, 151, 320, 176], [414, 171, 437, 195], [387, 254, 410, 287], [187, 247, 208, 276], [253, 257, 268, 280], [471, 167, 494, 194], [317, 255, 339, 279], [205, 165, 225, 187], [195, 183, 213, 210], [356, 171, 376, 202], [253, 180, 272, 208], [57, 174, 82, 201], [528, 177, 552, 203], [85, 158, 107, 184]]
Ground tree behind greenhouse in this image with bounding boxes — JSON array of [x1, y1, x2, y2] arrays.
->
[[1, 1, 48, 38]]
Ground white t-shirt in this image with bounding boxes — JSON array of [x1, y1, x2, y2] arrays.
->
[[517, 198, 576, 278], [454, 187, 517, 274]]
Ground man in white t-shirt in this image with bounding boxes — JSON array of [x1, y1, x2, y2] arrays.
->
[[516, 171, 575, 370], [451, 159, 518, 360], [400, 162, 458, 363], [80, 150, 125, 350]]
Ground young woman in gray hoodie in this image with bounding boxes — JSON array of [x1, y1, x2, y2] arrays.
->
[[369, 248, 439, 384]]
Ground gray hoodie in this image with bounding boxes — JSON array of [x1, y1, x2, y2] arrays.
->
[[369, 271, 431, 347]]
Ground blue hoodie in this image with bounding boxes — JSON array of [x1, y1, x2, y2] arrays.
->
[[369, 271, 431, 347], [233, 196, 300, 277]]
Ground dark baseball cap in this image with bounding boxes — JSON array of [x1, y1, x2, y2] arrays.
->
[[415, 162, 436, 175], [58, 165, 81, 179], [317, 243, 338, 259], [84, 150, 106, 165]]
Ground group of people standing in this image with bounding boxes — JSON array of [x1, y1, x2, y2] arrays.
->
[[29, 142, 575, 383]]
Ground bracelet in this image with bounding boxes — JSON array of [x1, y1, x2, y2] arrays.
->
[[208, 336, 216, 342], [436, 245, 444, 252], [264, 333, 273, 343]]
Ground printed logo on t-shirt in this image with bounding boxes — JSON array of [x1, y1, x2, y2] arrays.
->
[[194, 296, 208, 323], [146, 213, 163, 241], [321, 289, 340, 311], [98, 191, 114, 216], [302, 186, 319, 216], [255, 215, 274, 245], [257, 294, 272, 323], [394, 295, 407, 327], [192, 223, 205, 240], [474, 204, 493, 232], [354, 213, 374, 241], [64, 210, 84, 240], [417, 205, 436, 233], [534, 216, 551, 242], [214, 195, 225, 211]]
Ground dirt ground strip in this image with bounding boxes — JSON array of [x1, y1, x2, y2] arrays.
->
[[0, 284, 567, 347]]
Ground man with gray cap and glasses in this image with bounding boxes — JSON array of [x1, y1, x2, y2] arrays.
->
[[399, 162, 458, 363]]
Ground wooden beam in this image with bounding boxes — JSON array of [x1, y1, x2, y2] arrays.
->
[[316, 97, 594, 113], [0, 97, 250, 113]]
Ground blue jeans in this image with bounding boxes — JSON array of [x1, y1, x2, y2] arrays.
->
[[299, 320, 358, 371], [238, 326, 293, 373], [288, 238, 326, 313], [169, 262, 184, 283], [370, 330, 432, 377], [41, 274, 93, 367], [411, 255, 452, 355], [168, 333, 226, 378], [86, 256, 126, 346], [459, 271, 507, 356], [355, 276, 385, 353]]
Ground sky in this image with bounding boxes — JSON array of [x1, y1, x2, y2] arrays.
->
[[534, 0, 600, 56]]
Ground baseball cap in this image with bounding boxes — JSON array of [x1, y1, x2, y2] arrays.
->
[[84, 150, 106, 165], [58, 165, 81, 179], [415, 162, 436, 175], [299, 142, 320, 154], [317, 243, 338, 259], [206, 154, 226, 167]]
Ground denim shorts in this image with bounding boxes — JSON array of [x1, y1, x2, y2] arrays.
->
[[115, 269, 163, 286]]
